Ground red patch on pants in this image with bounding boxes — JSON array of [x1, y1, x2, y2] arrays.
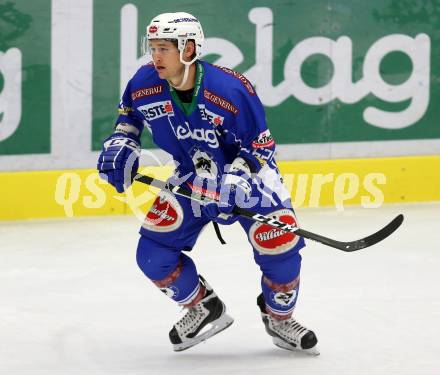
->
[[249, 209, 300, 255], [143, 191, 183, 232]]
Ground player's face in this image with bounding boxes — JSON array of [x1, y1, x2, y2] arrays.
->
[[149, 39, 184, 81]]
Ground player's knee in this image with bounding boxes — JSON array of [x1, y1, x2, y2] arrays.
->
[[136, 235, 179, 280], [277, 253, 301, 284], [257, 249, 302, 284]]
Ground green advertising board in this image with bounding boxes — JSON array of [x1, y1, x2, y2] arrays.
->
[[0, 0, 439, 169], [92, 0, 439, 150], [0, 0, 51, 155]]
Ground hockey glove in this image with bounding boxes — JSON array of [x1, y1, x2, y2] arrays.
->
[[97, 129, 140, 193], [202, 157, 253, 225]]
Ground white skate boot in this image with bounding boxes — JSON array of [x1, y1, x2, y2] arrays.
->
[[257, 294, 319, 355], [169, 276, 234, 351]]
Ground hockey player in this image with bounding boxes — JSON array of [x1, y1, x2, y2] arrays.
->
[[98, 12, 318, 354]]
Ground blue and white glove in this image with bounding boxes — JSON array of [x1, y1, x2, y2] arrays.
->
[[202, 157, 253, 225], [97, 124, 141, 193]]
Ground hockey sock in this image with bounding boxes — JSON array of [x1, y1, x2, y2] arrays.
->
[[261, 275, 300, 320], [152, 253, 202, 305]]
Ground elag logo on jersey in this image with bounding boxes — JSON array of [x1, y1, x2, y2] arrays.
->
[[252, 129, 275, 149], [142, 191, 183, 232], [174, 121, 219, 148], [249, 209, 300, 255], [198, 104, 224, 126], [138, 100, 174, 121]]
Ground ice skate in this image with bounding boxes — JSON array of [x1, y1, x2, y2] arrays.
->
[[169, 276, 234, 351], [257, 294, 319, 355]]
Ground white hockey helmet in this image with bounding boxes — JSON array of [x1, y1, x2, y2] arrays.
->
[[142, 12, 204, 65]]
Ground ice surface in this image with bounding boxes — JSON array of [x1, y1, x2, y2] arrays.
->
[[1, 203, 439, 375]]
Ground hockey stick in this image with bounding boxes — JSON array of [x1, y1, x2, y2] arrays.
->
[[134, 174, 404, 252]]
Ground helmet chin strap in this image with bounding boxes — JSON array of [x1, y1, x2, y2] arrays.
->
[[170, 63, 190, 90], [168, 44, 197, 90]]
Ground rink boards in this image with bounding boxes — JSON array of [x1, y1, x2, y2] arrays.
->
[[1, 155, 439, 220]]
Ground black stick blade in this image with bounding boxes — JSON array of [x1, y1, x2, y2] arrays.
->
[[297, 214, 404, 252]]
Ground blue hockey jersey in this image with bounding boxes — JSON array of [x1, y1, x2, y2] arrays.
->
[[116, 60, 277, 184]]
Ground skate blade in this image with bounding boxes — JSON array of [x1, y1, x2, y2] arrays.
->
[[173, 314, 234, 352], [272, 337, 320, 356]]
